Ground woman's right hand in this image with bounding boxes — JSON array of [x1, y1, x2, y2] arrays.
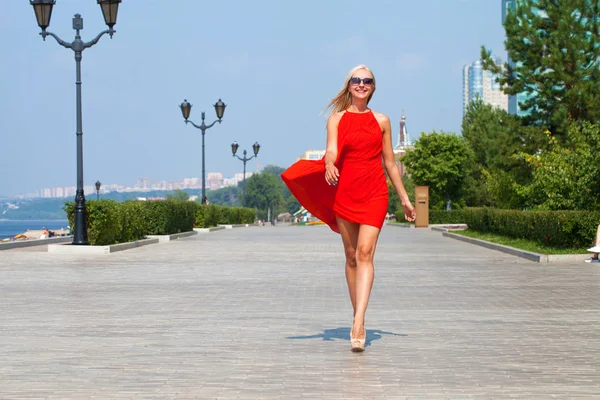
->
[[325, 163, 339, 186]]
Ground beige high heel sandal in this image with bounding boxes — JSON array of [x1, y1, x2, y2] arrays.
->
[[350, 328, 366, 352]]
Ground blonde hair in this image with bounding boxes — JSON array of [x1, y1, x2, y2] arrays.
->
[[325, 64, 376, 115]]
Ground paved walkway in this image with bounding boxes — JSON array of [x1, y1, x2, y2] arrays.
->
[[0, 225, 599, 399]]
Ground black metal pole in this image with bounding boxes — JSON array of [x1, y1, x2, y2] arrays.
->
[[37, 14, 114, 245], [201, 126, 206, 204], [72, 31, 88, 245], [242, 153, 247, 206], [96, 189, 99, 201], [233, 148, 258, 207]]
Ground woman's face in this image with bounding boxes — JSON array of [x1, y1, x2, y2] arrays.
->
[[347, 69, 374, 101]]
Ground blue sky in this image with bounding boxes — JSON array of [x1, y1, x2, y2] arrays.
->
[[0, 0, 506, 197]]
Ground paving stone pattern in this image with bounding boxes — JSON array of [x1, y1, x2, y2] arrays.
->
[[0, 225, 599, 399]]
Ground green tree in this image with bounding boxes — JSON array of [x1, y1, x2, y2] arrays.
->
[[461, 100, 544, 208], [527, 122, 600, 210], [482, 0, 600, 133], [206, 186, 241, 206], [166, 190, 190, 201], [261, 164, 300, 215], [244, 172, 285, 220], [401, 132, 474, 210], [387, 175, 414, 214], [262, 165, 286, 176]]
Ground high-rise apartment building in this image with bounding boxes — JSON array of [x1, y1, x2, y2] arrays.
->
[[462, 59, 508, 116]]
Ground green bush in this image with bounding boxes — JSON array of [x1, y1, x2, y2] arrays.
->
[[194, 205, 256, 227], [429, 210, 468, 224], [463, 208, 600, 249], [394, 209, 467, 225], [143, 200, 196, 235], [195, 205, 207, 228], [64, 200, 121, 246], [65, 200, 256, 244], [394, 206, 599, 249], [204, 204, 226, 227], [117, 200, 149, 243]]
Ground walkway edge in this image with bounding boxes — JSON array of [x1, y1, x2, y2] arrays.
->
[[1, 236, 72, 251], [48, 238, 159, 255], [147, 231, 197, 243], [441, 231, 588, 263]]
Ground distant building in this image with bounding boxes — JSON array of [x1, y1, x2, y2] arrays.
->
[[136, 177, 150, 190], [462, 59, 508, 116], [207, 172, 223, 190], [394, 113, 414, 176], [298, 150, 325, 161]]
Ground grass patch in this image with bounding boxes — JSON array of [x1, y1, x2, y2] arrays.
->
[[451, 229, 588, 255]]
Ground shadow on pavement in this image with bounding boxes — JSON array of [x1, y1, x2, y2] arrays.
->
[[286, 327, 407, 348]]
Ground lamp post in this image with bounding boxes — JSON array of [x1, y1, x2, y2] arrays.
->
[[30, 0, 121, 245], [180, 99, 226, 205], [231, 141, 260, 205], [95, 180, 101, 200]]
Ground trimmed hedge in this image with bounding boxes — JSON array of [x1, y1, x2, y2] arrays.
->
[[463, 208, 600, 249], [65, 200, 256, 246], [395, 207, 600, 249], [394, 209, 468, 225]]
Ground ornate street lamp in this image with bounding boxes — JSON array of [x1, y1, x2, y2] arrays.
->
[[98, 0, 121, 30], [231, 141, 260, 205], [180, 98, 226, 204], [30, 0, 121, 245], [31, 0, 55, 34], [95, 180, 102, 200]]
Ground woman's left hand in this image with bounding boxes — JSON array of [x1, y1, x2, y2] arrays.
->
[[402, 202, 416, 222]]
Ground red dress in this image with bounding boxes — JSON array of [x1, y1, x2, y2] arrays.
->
[[281, 110, 388, 234]]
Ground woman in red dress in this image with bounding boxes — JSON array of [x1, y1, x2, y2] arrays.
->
[[282, 64, 415, 352]]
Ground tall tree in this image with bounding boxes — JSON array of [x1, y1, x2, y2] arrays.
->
[[461, 100, 544, 207], [527, 121, 600, 210], [261, 164, 300, 215], [401, 132, 474, 210], [262, 165, 286, 177], [244, 173, 284, 220], [482, 0, 600, 133]]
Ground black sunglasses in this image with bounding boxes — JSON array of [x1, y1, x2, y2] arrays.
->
[[349, 77, 374, 86]]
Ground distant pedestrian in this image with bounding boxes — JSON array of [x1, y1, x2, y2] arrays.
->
[[282, 64, 415, 352], [586, 224, 600, 263]]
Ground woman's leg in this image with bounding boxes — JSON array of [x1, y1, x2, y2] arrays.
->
[[352, 224, 381, 338], [336, 217, 360, 316]]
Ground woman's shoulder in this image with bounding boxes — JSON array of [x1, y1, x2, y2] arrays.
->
[[329, 111, 345, 120], [327, 111, 345, 125], [371, 111, 390, 124]]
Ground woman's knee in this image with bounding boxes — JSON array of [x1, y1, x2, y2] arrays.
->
[[345, 247, 357, 268], [356, 244, 375, 263]]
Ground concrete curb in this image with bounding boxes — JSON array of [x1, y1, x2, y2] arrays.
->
[[441, 231, 588, 263], [431, 224, 468, 231], [0, 236, 72, 251], [193, 226, 227, 233], [385, 223, 414, 228], [48, 238, 159, 255], [193, 224, 256, 233], [147, 231, 197, 243]]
